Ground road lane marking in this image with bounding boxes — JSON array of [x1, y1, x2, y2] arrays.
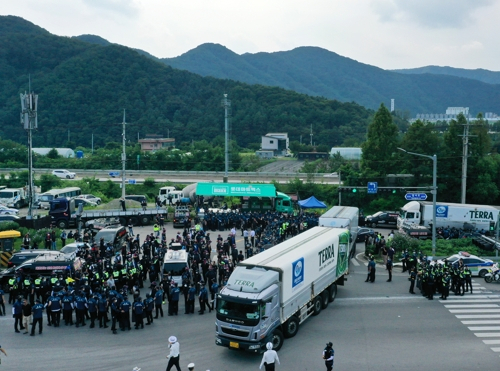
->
[[474, 333, 500, 337], [449, 309, 500, 313], [350, 258, 360, 266], [469, 326, 500, 331], [456, 315, 500, 319], [462, 321, 500, 325], [445, 304, 499, 308]]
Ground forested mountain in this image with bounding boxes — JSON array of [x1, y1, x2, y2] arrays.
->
[[393, 66, 500, 85], [0, 16, 372, 149], [163, 43, 500, 115]]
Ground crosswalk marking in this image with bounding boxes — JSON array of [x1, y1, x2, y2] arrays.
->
[[457, 315, 500, 319], [350, 258, 360, 267], [450, 309, 500, 313], [483, 340, 500, 345], [469, 326, 500, 331], [445, 304, 499, 308], [438, 279, 500, 356]]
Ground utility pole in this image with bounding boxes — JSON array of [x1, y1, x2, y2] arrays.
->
[[91, 133, 94, 154], [310, 124, 313, 146], [221, 94, 231, 183], [121, 110, 127, 199], [460, 110, 471, 204], [20, 89, 38, 219]]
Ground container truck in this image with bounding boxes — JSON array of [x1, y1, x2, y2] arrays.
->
[[319, 206, 359, 258], [49, 198, 168, 229], [398, 201, 500, 231], [215, 226, 349, 352]]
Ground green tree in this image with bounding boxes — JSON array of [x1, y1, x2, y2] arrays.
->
[[361, 103, 400, 177], [46, 148, 60, 159], [440, 115, 465, 202]]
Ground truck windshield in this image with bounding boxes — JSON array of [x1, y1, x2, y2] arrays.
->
[[216, 298, 261, 320], [0, 191, 14, 198]]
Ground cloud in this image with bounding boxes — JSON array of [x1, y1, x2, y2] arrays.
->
[[371, 0, 495, 28], [82, 0, 139, 18]]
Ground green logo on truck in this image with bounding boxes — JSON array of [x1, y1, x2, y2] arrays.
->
[[336, 232, 349, 276]]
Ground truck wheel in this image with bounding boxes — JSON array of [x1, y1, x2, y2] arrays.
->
[[15, 202, 21, 209], [140, 215, 150, 225], [479, 269, 488, 278], [312, 296, 322, 316], [328, 284, 337, 302], [283, 316, 299, 338], [271, 329, 284, 351], [57, 220, 68, 229], [321, 291, 330, 309], [119, 217, 127, 226]]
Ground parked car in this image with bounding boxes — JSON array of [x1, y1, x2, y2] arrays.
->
[[74, 198, 98, 208], [441, 251, 494, 277], [52, 169, 76, 179], [356, 227, 376, 243], [7, 249, 63, 268], [77, 194, 102, 205], [0, 214, 20, 222], [365, 211, 398, 228], [0, 204, 19, 215], [60, 242, 90, 260], [94, 226, 128, 252]]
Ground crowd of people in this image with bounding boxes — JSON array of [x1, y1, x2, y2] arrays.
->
[[4, 209, 320, 339]]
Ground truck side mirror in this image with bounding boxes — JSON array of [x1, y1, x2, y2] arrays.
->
[[263, 302, 272, 319]]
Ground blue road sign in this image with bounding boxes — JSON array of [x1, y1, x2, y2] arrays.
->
[[405, 193, 427, 201], [128, 179, 136, 184], [367, 182, 378, 194]]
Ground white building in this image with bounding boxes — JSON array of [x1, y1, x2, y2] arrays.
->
[[259, 133, 289, 156], [412, 107, 499, 123]]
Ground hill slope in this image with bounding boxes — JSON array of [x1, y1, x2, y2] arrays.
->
[[393, 66, 500, 85], [163, 43, 500, 115], [0, 16, 372, 149]]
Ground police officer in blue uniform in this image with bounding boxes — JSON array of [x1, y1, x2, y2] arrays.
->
[[87, 295, 98, 328], [30, 299, 44, 336], [120, 296, 132, 331], [133, 297, 144, 329]]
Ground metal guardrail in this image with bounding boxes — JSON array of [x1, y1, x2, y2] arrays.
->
[[0, 168, 339, 179]]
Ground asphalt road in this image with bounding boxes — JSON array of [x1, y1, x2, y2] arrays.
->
[[2, 225, 500, 370]]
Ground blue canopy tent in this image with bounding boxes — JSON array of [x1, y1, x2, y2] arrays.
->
[[298, 196, 327, 208]]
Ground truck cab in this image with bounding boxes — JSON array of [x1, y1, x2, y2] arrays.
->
[[397, 201, 421, 228], [163, 243, 189, 285], [215, 268, 281, 352]]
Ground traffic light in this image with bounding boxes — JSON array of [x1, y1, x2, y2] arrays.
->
[[490, 221, 496, 232], [352, 188, 357, 193]]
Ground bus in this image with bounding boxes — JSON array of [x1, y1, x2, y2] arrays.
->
[[38, 187, 81, 209]]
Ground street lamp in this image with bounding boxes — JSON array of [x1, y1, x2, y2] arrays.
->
[[397, 148, 438, 257]]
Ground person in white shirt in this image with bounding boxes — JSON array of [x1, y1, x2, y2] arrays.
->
[[259, 342, 280, 371], [166, 335, 181, 371]]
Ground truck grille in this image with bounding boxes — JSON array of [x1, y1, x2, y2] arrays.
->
[[221, 326, 250, 337]]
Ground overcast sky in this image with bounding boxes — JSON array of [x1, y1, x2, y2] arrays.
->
[[2, 0, 499, 70]]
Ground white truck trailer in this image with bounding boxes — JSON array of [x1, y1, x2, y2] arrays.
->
[[398, 201, 500, 231], [215, 226, 349, 352], [319, 206, 359, 257]]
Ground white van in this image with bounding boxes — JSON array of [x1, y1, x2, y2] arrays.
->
[[162, 242, 189, 285]]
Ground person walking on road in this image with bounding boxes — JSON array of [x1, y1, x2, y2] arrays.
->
[[409, 267, 416, 294], [259, 342, 280, 371], [323, 342, 334, 371], [166, 335, 181, 371]]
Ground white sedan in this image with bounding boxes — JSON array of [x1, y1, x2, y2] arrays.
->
[[0, 205, 19, 215], [52, 169, 76, 179]]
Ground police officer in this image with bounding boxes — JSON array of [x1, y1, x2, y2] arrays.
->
[[13, 296, 23, 333], [169, 283, 180, 316], [386, 258, 393, 282], [62, 290, 74, 326], [48, 292, 62, 327], [87, 295, 98, 328], [98, 294, 109, 328], [367, 256, 376, 283], [110, 297, 119, 334], [187, 284, 196, 314], [30, 298, 44, 336], [75, 291, 88, 327], [144, 293, 154, 325], [133, 297, 144, 329], [154, 286, 164, 318], [260, 342, 280, 371], [409, 267, 416, 294], [198, 282, 209, 315], [120, 295, 132, 331], [464, 267, 473, 293], [323, 341, 334, 371]]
